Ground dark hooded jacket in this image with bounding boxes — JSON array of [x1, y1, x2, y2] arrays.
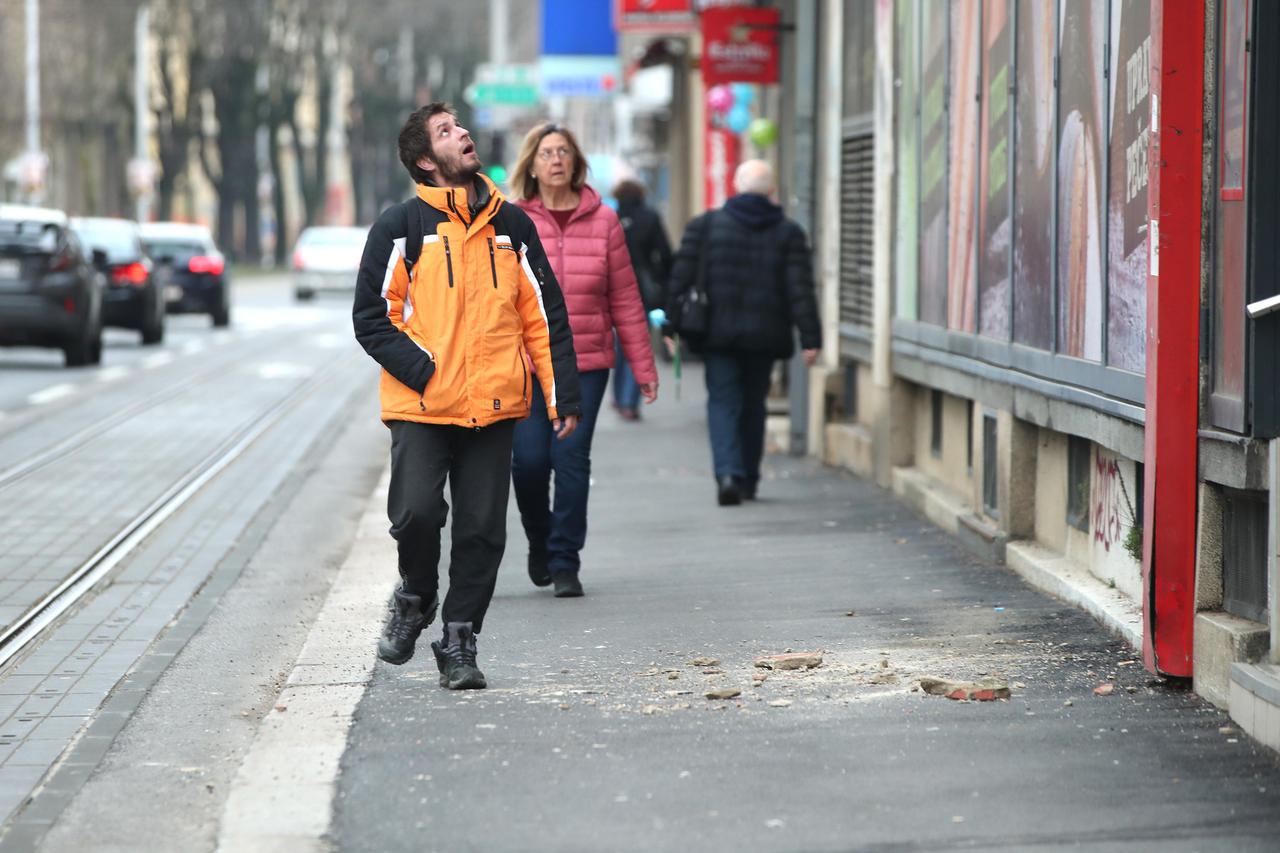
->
[[616, 195, 673, 311], [667, 192, 821, 357]]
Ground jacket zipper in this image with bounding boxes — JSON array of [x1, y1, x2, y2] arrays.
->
[[442, 236, 454, 288], [520, 354, 529, 404], [487, 237, 498, 289]]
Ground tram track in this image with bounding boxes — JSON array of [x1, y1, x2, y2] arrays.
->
[[0, 349, 357, 671], [0, 332, 290, 492]]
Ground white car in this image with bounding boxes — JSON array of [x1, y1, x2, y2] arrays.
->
[[291, 226, 367, 301]]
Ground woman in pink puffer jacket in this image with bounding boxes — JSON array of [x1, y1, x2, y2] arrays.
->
[[509, 122, 659, 599]]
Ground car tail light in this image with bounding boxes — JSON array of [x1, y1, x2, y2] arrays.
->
[[49, 249, 74, 272], [188, 254, 225, 275], [112, 261, 149, 285], [292, 250, 306, 270]]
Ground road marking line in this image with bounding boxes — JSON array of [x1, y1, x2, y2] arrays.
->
[[27, 384, 76, 406], [217, 472, 390, 852], [142, 352, 174, 370], [96, 366, 131, 383]]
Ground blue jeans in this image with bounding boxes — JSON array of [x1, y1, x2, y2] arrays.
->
[[612, 337, 641, 410], [511, 369, 609, 576], [703, 352, 775, 487]]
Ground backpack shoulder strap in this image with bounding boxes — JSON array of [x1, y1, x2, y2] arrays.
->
[[402, 198, 425, 279]]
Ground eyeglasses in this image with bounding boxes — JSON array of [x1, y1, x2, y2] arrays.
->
[[536, 147, 573, 162]]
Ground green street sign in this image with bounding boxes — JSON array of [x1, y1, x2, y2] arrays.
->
[[464, 82, 540, 107]]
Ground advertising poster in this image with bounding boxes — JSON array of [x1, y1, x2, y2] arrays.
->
[[1105, 0, 1150, 372], [978, 0, 1012, 340], [1056, 0, 1105, 361], [918, 8, 949, 327], [895, 0, 919, 321], [947, 1, 980, 333], [1012, 0, 1055, 350]]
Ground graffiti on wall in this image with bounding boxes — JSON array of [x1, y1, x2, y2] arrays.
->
[[1093, 454, 1125, 552]]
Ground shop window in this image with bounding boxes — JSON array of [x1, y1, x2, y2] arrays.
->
[[918, 6, 949, 327], [895, 0, 920, 321], [1210, 0, 1250, 431], [1055, 0, 1106, 362], [1012, 0, 1056, 350], [947, 0, 981, 333], [1105, 0, 1151, 372], [978, 0, 1013, 341]]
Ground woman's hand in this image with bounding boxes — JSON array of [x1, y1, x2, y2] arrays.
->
[[640, 382, 659, 404], [554, 415, 580, 439]]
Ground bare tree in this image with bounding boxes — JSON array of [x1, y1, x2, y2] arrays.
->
[[152, 0, 206, 221]]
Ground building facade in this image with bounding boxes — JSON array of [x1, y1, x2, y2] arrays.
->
[[617, 0, 1280, 748]]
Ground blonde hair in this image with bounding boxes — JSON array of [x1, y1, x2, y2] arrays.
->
[[510, 122, 588, 200]]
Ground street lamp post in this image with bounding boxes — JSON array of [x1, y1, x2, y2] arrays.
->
[[133, 3, 153, 222], [23, 0, 47, 203]]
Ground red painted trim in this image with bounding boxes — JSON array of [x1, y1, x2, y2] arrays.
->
[[1142, 0, 1205, 677]]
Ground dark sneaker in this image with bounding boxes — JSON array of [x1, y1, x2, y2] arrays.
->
[[528, 548, 552, 587], [377, 585, 437, 665], [552, 572, 584, 598], [716, 475, 742, 506], [431, 622, 487, 690], [741, 479, 758, 500]]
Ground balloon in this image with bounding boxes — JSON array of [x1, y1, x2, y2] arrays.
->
[[747, 117, 779, 148], [730, 83, 755, 106], [726, 104, 752, 134], [706, 85, 734, 114]]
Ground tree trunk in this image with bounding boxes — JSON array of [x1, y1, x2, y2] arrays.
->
[[270, 123, 288, 267]]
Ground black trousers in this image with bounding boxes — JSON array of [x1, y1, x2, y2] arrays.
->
[[386, 419, 515, 633]]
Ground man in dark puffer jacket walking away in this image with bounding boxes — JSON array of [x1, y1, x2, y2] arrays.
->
[[668, 159, 821, 506]]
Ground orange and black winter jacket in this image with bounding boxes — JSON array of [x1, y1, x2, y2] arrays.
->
[[353, 175, 581, 427]]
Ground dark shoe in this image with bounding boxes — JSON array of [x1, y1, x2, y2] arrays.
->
[[617, 406, 640, 421], [431, 622, 487, 690], [376, 585, 437, 665], [741, 479, 758, 500], [528, 548, 552, 587], [716, 475, 742, 506], [552, 572, 584, 598]]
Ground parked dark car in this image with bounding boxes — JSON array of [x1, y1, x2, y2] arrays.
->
[[70, 216, 165, 345], [0, 204, 104, 367], [141, 222, 230, 327]]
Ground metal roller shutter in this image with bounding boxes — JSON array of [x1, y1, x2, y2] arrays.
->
[[839, 132, 875, 329]]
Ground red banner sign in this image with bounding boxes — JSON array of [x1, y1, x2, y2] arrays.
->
[[704, 126, 739, 209], [700, 5, 780, 85], [615, 0, 695, 32]]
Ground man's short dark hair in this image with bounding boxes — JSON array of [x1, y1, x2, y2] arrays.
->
[[398, 102, 456, 185]]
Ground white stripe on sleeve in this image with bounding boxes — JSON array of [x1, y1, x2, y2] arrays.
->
[[519, 243, 557, 409]]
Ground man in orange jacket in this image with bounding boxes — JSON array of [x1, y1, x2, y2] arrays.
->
[[353, 103, 581, 689]]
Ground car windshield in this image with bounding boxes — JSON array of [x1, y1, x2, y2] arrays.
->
[[297, 228, 366, 249], [72, 220, 141, 263], [0, 219, 61, 254], [143, 238, 208, 262]]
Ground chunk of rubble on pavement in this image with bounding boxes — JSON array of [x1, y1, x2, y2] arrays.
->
[[917, 676, 1012, 701], [754, 652, 824, 671], [705, 688, 742, 700]]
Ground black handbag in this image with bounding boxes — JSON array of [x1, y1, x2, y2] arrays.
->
[[671, 212, 714, 338]]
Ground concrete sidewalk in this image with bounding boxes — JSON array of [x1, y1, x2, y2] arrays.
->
[[245, 361, 1280, 852]]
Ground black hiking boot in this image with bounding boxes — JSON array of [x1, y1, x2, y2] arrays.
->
[[376, 585, 437, 665], [552, 572, 584, 598], [528, 548, 552, 587], [431, 622, 487, 690]]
